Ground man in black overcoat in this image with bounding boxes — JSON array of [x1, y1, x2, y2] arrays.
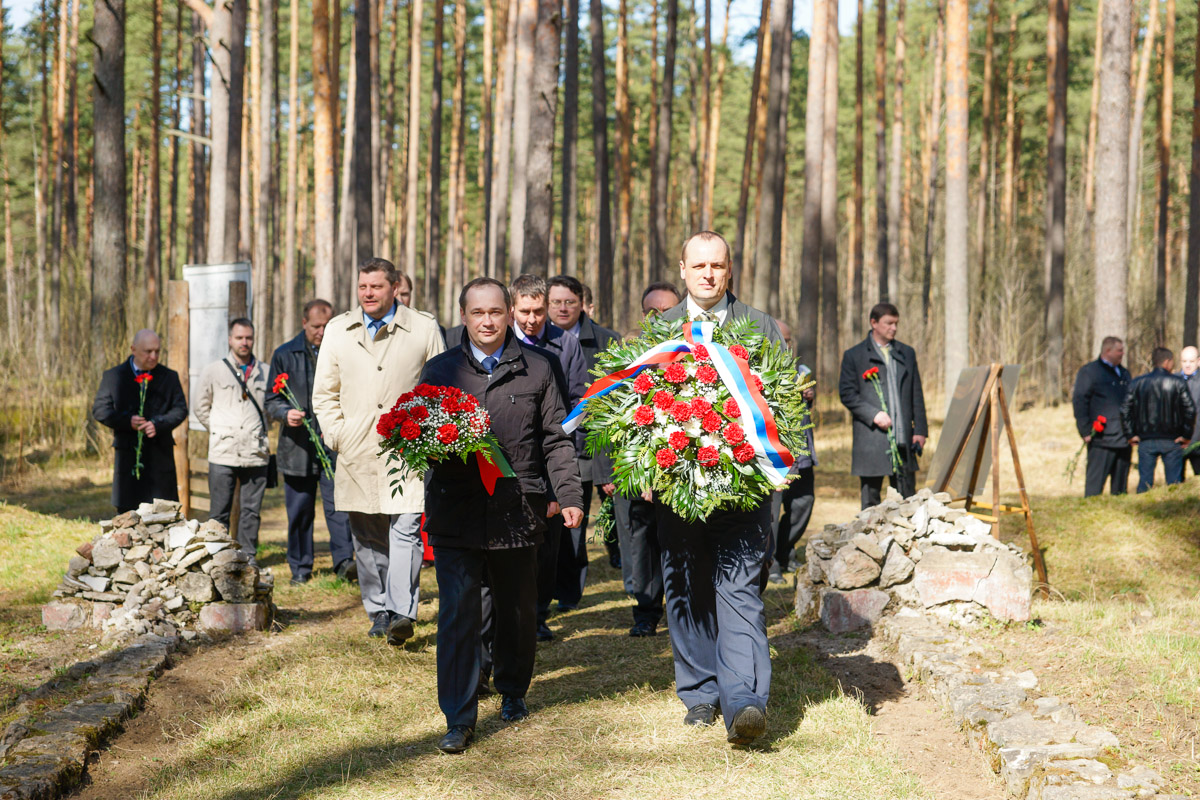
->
[[1071, 336, 1133, 497], [420, 278, 584, 755], [265, 299, 355, 584], [655, 231, 782, 746], [838, 302, 929, 509], [92, 329, 189, 512]]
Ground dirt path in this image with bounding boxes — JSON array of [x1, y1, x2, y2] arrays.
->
[[803, 629, 1005, 800]]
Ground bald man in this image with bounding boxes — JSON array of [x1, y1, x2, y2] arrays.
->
[[92, 330, 189, 512], [1178, 346, 1200, 477]]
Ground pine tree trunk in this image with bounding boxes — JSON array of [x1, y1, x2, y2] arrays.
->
[[684, 1, 700, 234], [507, 0, 536, 273], [615, 0, 632, 327], [445, 0, 467, 298], [732, 0, 768, 281], [521, 0, 560, 282], [1044, 0, 1067, 402], [1002, 8, 1016, 234], [588, 0, 613, 315], [49, 0, 68, 347], [404, 0, 424, 283], [255, 0, 275, 335], [0, 0, 14, 348], [381, 0, 400, 261], [312, 0, 335, 299], [190, 12, 207, 263], [698, 0, 712, 229], [818, 0, 839, 393], [797, 0, 827, 368], [423, 0, 442, 309], [92, 0, 126, 358], [561, 0, 579, 275], [1095, 0, 1132, 349], [975, 0, 994, 301], [284, 0, 300, 329], [1186, 0, 1200, 347], [1126, 0, 1156, 245], [873, 0, 887, 303], [752, 0, 791, 315], [922, 0, 945, 314], [355, 0, 374, 265], [1154, 0, 1173, 343], [166, 1, 183, 276], [703, 0, 731, 238], [145, 0, 162, 320], [335, 33, 357, 305], [370, 0, 382, 256], [851, 0, 863, 324], [651, 0, 678, 276], [886, 0, 905, 304], [944, 0, 969, 391], [489, 0, 518, 278], [1084, 0, 1102, 226], [207, 0, 247, 264], [644, 0, 658, 289]]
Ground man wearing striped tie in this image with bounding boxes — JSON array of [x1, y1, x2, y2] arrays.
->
[[654, 231, 783, 746]]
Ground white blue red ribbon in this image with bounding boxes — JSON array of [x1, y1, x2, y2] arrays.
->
[[563, 320, 794, 485]]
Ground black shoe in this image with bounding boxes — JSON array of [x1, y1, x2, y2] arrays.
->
[[367, 611, 390, 638], [386, 615, 415, 646], [556, 602, 578, 613], [335, 559, 358, 583], [684, 703, 718, 727], [500, 695, 529, 723], [629, 621, 658, 637], [536, 622, 554, 642], [608, 553, 622, 569], [437, 725, 474, 753], [289, 574, 311, 586], [727, 704, 767, 745]]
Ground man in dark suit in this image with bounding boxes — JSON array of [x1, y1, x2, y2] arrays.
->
[[92, 329, 189, 512], [655, 230, 780, 746], [266, 299, 355, 585], [838, 302, 929, 509], [1071, 336, 1133, 497], [421, 277, 583, 754], [547, 274, 621, 603], [1121, 347, 1196, 491], [1179, 346, 1200, 478]]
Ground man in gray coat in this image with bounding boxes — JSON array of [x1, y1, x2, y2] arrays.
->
[[838, 302, 928, 509], [1179, 346, 1200, 478]]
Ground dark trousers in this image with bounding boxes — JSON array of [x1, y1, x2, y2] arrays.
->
[[614, 494, 664, 626], [554, 481, 592, 608], [1187, 449, 1200, 479], [1084, 444, 1131, 497], [1135, 439, 1185, 492], [283, 469, 354, 580], [859, 471, 916, 510], [771, 467, 815, 573], [657, 503, 772, 729], [536, 516, 563, 624], [208, 464, 268, 559], [434, 545, 538, 729]]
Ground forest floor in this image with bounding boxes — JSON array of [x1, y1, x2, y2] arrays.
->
[[0, 402, 1196, 798]]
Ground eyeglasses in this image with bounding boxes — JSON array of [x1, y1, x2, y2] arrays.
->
[[548, 299, 580, 309]]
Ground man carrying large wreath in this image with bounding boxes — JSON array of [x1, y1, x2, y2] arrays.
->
[[654, 230, 783, 746]]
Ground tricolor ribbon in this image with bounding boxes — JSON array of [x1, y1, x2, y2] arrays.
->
[[475, 440, 516, 495], [563, 320, 794, 484]]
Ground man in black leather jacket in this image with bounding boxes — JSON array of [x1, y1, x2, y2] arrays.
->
[[1121, 347, 1197, 492], [1072, 336, 1133, 497]]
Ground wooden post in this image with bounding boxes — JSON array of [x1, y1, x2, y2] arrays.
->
[[989, 376, 1002, 537], [168, 280, 191, 517]]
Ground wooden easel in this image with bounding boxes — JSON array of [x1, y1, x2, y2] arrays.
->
[[933, 363, 1050, 591]]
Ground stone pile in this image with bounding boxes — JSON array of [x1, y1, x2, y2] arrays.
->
[[795, 487, 1034, 633], [42, 499, 273, 643]]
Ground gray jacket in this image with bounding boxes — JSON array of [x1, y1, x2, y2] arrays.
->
[[195, 352, 270, 468]]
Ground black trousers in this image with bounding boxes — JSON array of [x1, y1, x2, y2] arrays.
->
[[536, 516, 563, 624], [771, 467, 815, 572], [554, 481, 592, 608], [859, 471, 916, 510], [434, 545, 538, 730], [209, 464, 268, 559], [614, 494, 664, 626], [283, 469, 354, 580], [657, 503, 772, 729], [1184, 449, 1200, 480], [1084, 443, 1131, 497]]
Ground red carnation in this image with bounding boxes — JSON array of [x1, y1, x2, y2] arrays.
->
[[862, 367, 880, 380], [1092, 416, 1106, 433], [693, 344, 710, 362], [415, 384, 438, 398], [272, 372, 289, 393], [690, 397, 713, 416], [633, 405, 656, 426], [663, 363, 688, 384], [670, 401, 693, 423], [702, 411, 724, 433], [653, 390, 676, 410], [397, 391, 416, 405], [399, 420, 422, 441], [733, 442, 756, 464], [441, 396, 460, 415], [669, 431, 691, 451], [729, 345, 750, 361], [633, 373, 654, 394], [752, 375, 764, 392], [655, 448, 678, 469], [696, 365, 719, 385], [697, 445, 720, 467], [436, 424, 460, 444], [134, 373, 154, 385], [722, 398, 741, 418], [376, 413, 397, 438], [410, 405, 430, 422], [459, 394, 479, 412], [722, 422, 745, 445]]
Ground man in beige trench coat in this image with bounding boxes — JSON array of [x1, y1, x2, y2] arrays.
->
[[313, 259, 445, 641]]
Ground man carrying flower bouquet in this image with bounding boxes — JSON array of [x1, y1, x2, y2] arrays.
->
[[419, 277, 583, 754], [1071, 336, 1133, 497], [653, 230, 784, 746], [266, 299, 355, 585], [313, 259, 446, 642], [838, 302, 929, 509], [93, 329, 189, 512]]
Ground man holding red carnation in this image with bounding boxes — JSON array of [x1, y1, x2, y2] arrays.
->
[[419, 277, 583, 754], [651, 230, 784, 747], [1071, 336, 1133, 497]]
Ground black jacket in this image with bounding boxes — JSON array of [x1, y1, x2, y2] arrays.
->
[[420, 329, 584, 549], [1179, 371, 1200, 443], [838, 335, 928, 477], [573, 314, 621, 482], [265, 332, 326, 477], [92, 360, 188, 509], [1072, 359, 1132, 448], [1120, 367, 1197, 442]]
